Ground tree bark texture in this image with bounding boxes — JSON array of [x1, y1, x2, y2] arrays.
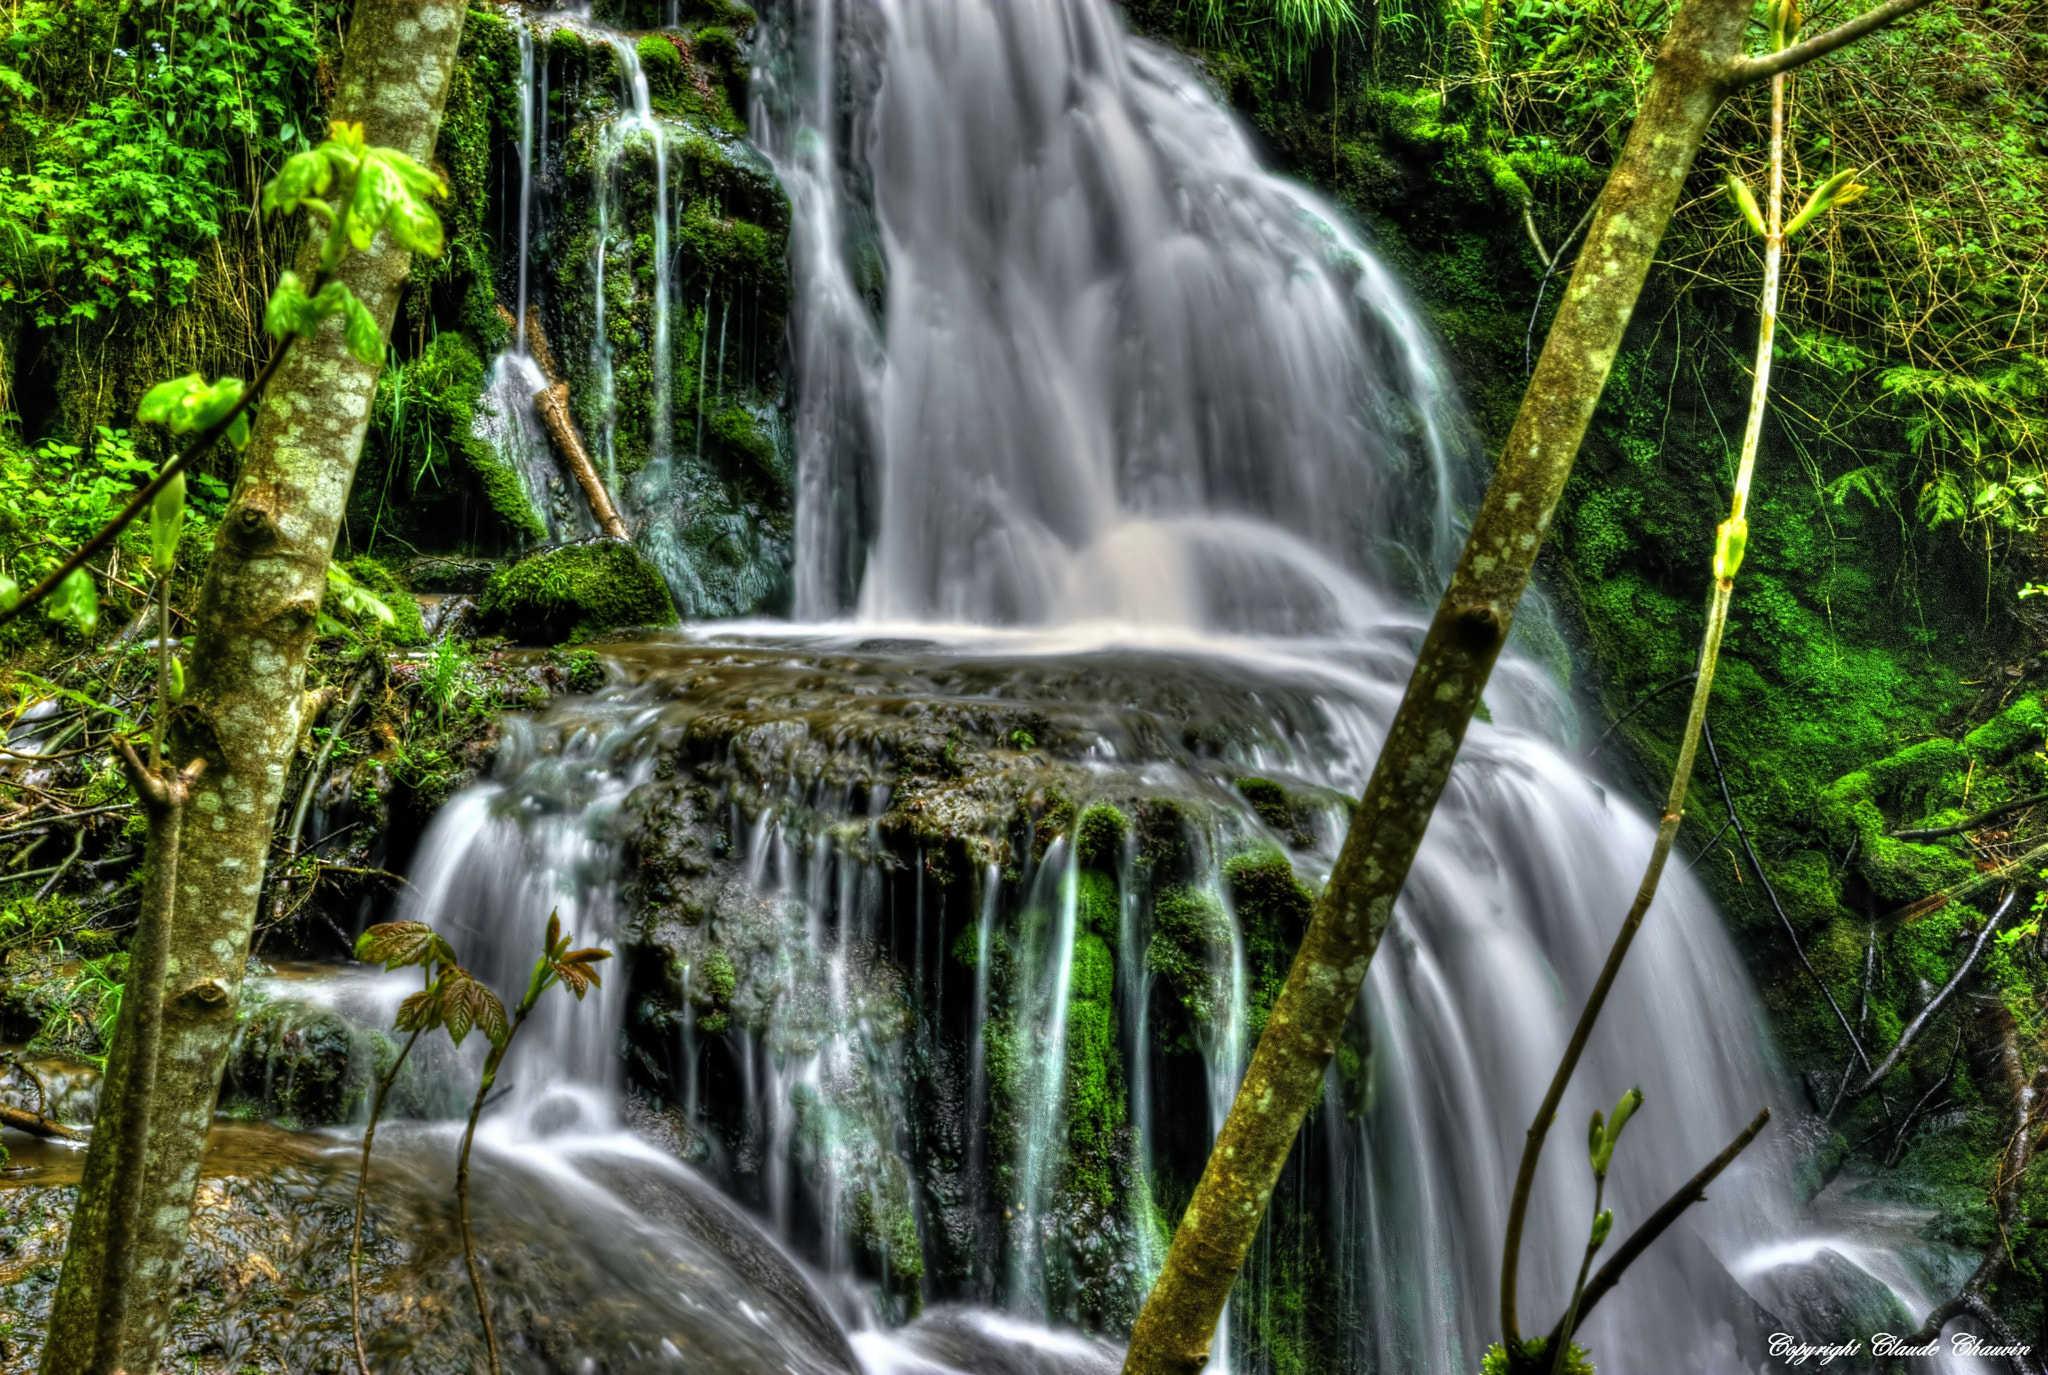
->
[[1120, 1, 1855, 1368], [37, 7, 466, 1372]]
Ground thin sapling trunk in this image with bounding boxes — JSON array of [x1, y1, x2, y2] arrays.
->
[[1497, 15, 1868, 1360]]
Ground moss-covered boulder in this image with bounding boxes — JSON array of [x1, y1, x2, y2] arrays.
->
[[479, 540, 678, 643]]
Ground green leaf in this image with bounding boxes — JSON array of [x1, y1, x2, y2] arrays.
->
[[1725, 173, 1765, 238], [46, 568, 97, 637], [137, 374, 245, 437], [165, 654, 185, 704], [342, 290, 382, 365], [325, 563, 397, 627], [263, 271, 322, 341], [0, 573, 16, 611], [1592, 1086, 1644, 1177], [261, 147, 331, 217], [1786, 168, 1867, 237], [356, 920, 458, 971], [1712, 517, 1748, 581], [149, 469, 186, 575]]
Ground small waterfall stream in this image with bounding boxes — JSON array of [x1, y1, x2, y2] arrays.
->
[[305, 1, 2000, 1370]]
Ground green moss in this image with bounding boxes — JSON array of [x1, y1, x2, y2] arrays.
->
[[1482, 1339, 1593, 1375], [1076, 868, 1119, 940], [1964, 693, 2048, 763], [698, 945, 736, 1003], [1061, 931, 1126, 1211], [478, 540, 677, 643], [1148, 886, 1230, 1028], [1076, 803, 1127, 871], [637, 33, 687, 102], [1224, 847, 1315, 1041]]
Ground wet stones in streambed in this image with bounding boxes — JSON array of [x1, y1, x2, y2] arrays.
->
[[222, 990, 378, 1129], [3, 1125, 866, 1373]]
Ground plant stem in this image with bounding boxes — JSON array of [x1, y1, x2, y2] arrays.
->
[[1543, 1108, 1772, 1340], [1499, 60, 1791, 1355], [351, 1023, 424, 1375], [1551, 1174, 1606, 1375], [152, 574, 170, 771], [456, 1008, 528, 1375]]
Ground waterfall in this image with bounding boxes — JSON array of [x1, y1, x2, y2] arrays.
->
[[515, 24, 535, 346], [593, 33, 673, 472], [346, 2, 2001, 1370], [762, 0, 1473, 626]]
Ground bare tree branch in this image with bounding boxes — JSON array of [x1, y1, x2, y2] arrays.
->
[[1834, 890, 2017, 1119], [1727, 0, 1942, 88]]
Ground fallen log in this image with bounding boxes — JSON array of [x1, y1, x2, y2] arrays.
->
[[0, 1103, 83, 1141], [494, 304, 631, 543]]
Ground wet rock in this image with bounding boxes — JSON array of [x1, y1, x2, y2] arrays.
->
[[873, 1305, 1124, 1375]]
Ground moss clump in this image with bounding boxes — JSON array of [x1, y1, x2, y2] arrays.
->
[[1483, 1339, 1593, 1375], [478, 541, 677, 644], [1964, 693, 2048, 763], [1061, 930, 1126, 1213], [558, 648, 607, 694], [1076, 802, 1127, 871], [1148, 886, 1231, 1029], [1076, 868, 1119, 940], [636, 33, 687, 101], [1225, 847, 1315, 1040]]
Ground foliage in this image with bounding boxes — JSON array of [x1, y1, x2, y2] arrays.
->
[[0, 0, 345, 326]]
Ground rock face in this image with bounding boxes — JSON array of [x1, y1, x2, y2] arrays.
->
[[579, 642, 1352, 1345], [341, 4, 797, 614]]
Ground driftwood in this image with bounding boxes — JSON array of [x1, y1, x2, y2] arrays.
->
[[0, 1102, 83, 1141], [494, 304, 630, 542]]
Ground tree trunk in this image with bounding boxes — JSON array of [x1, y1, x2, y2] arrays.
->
[[37, 6, 466, 1372], [1119, 0, 1934, 1368], [495, 302, 631, 541]]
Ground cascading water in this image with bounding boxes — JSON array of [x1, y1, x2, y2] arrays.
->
[[330, 1, 2000, 1371]]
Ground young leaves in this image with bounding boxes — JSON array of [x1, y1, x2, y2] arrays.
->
[[530, 909, 612, 1003], [1588, 1087, 1643, 1180], [264, 274, 384, 366], [137, 374, 251, 449], [355, 920, 457, 973], [149, 470, 185, 577], [45, 568, 96, 636], [1725, 174, 1765, 238], [1712, 517, 1749, 581], [439, 968, 510, 1050], [261, 121, 446, 269], [1728, 167, 1868, 242], [325, 564, 397, 628], [1784, 168, 1867, 238]]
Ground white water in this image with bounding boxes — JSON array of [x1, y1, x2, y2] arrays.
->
[[336, 0, 2002, 1370]]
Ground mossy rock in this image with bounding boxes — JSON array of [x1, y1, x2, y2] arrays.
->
[[479, 540, 678, 643]]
